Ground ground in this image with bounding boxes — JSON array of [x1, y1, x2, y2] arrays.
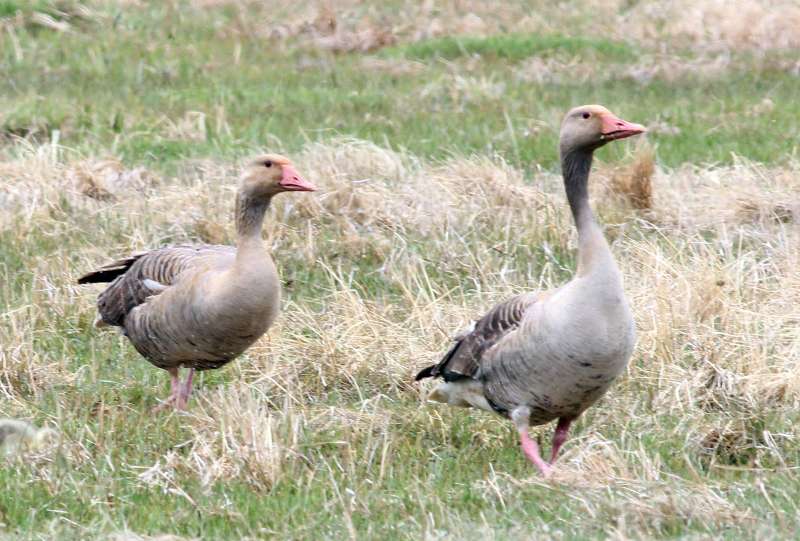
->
[[1, 1, 799, 539]]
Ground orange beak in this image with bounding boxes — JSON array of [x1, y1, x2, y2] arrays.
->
[[279, 165, 316, 192], [600, 113, 646, 141]]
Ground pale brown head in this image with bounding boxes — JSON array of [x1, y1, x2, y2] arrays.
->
[[559, 105, 646, 155], [240, 154, 316, 198]]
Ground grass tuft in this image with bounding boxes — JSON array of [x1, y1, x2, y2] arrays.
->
[[609, 141, 655, 210], [2, 1, 800, 539]]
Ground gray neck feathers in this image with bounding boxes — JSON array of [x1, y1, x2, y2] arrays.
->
[[235, 192, 270, 241], [560, 147, 594, 230]]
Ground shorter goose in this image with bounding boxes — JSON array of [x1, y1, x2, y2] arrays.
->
[[416, 106, 645, 475], [79, 155, 316, 410]]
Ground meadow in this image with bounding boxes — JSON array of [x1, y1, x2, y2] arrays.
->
[[1, 1, 799, 539]]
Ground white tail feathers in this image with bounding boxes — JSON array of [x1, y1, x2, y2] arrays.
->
[[142, 279, 167, 293], [427, 381, 493, 412]]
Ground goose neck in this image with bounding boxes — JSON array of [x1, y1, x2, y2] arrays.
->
[[561, 146, 614, 276], [235, 192, 271, 250], [560, 147, 595, 232]]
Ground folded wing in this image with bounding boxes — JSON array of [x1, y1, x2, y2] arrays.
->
[[416, 292, 538, 382], [78, 245, 235, 327]]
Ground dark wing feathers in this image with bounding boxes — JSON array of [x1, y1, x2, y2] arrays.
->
[[416, 293, 537, 382], [80, 245, 233, 327], [77, 252, 148, 284]]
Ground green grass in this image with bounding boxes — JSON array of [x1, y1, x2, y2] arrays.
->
[[391, 33, 638, 62], [2, 1, 800, 540], [0, 0, 59, 18], [1, 4, 799, 170]]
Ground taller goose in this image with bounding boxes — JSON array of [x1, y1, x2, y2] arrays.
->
[[416, 106, 645, 475], [79, 155, 315, 410]]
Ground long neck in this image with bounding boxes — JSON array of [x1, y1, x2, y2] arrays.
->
[[560, 147, 611, 276], [561, 147, 594, 230], [235, 191, 270, 253]]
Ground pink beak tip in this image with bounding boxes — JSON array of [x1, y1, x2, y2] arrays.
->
[[601, 113, 647, 140], [282, 177, 317, 192], [280, 165, 317, 192]]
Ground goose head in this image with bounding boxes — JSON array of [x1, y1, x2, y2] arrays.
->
[[559, 105, 646, 155], [241, 154, 316, 198]]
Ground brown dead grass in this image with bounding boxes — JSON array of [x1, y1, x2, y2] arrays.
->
[[1, 137, 799, 536], [70, 158, 155, 201], [608, 141, 655, 210], [624, 0, 800, 51], [203, 0, 800, 53], [181, 385, 306, 489]]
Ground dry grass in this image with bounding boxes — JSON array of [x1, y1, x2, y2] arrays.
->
[[3, 1, 800, 535], [0, 1, 99, 33], [624, 0, 800, 51], [190, 0, 800, 53], [606, 141, 655, 210], [61, 0, 797, 57], [2, 135, 799, 537]]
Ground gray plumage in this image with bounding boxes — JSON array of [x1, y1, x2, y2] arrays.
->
[[79, 154, 316, 409], [416, 105, 646, 474], [416, 293, 537, 383], [84, 244, 266, 371]]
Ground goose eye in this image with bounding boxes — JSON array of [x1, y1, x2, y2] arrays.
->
[[264, 160, 272, 168], [582, 112, 591, 119]]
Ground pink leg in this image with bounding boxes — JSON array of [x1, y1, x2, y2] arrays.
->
[[175, 368, 195, 410], [152, 367, 181, 412], [519, 429, 553, 477], [550, 417, 572, 464]]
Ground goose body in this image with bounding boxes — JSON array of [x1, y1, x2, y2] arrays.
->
[[99, 245, 278, 371], [417, 106, 645, 474], [79, 155, 315, 410]]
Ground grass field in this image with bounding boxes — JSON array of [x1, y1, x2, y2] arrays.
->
[[2, 1, 800, 539]]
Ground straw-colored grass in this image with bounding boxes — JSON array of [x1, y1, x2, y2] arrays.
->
[[2, 0, 800, 538], [2, 136, 799, 538]]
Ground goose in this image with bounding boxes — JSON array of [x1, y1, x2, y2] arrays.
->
[[79, 155, 316, 410], [416, 106, 645, 475]]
